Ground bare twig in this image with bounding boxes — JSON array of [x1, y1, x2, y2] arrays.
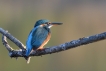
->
[[0, 28, 106, 61], [2, 34, 13, 52]]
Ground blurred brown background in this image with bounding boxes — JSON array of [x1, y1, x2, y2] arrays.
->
[[0, 0, 106, 71]]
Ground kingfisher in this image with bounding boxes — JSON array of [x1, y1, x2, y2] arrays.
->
[[25, 19, 62, 60]]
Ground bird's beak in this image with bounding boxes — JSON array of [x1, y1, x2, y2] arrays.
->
[[47, 22, 62, 28], [51, 22, 63, 26]]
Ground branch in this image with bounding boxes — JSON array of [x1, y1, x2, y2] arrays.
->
[[0, 28, 106, 59], [0, 28, 25, 50]]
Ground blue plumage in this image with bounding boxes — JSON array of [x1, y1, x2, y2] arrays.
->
[[26, 19, 62, 56], [31, 26, 50, 48]]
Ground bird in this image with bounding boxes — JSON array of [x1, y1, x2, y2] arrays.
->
[[25, 19, 62, 63]]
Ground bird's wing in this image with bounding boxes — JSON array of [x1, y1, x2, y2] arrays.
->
[[26, 26, 49, 56], [31, 27, 49, 49], [26, 27, 38, 56]]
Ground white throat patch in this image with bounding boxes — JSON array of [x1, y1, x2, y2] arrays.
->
[[48, 25, 53, 28], [39, 24, 53, 28]]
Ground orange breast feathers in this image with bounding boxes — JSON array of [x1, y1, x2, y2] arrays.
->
[[37, 32, 51, 50]]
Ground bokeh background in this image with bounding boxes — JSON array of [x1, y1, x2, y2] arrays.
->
[[0, 0, 106, 71]]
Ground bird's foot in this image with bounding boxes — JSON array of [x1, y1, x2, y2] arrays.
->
[[37, 48, 44, 51], [36, 48, 44, 57]]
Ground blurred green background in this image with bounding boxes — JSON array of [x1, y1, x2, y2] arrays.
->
[[0, 0, 106, 71]]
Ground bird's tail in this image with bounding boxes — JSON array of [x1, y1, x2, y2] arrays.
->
[[24, 56, 31, 64]]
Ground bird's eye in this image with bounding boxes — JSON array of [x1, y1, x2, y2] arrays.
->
[[45, 22, 51, 25], [48, 22, 51, 24]]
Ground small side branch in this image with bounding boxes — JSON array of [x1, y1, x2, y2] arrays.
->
[[1, 27, 106, 58], [2, 35, 13, 52], [2, 35, 24, 57]]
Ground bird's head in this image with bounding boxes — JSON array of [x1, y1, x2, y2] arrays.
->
[[34, 19, 62, 28]]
